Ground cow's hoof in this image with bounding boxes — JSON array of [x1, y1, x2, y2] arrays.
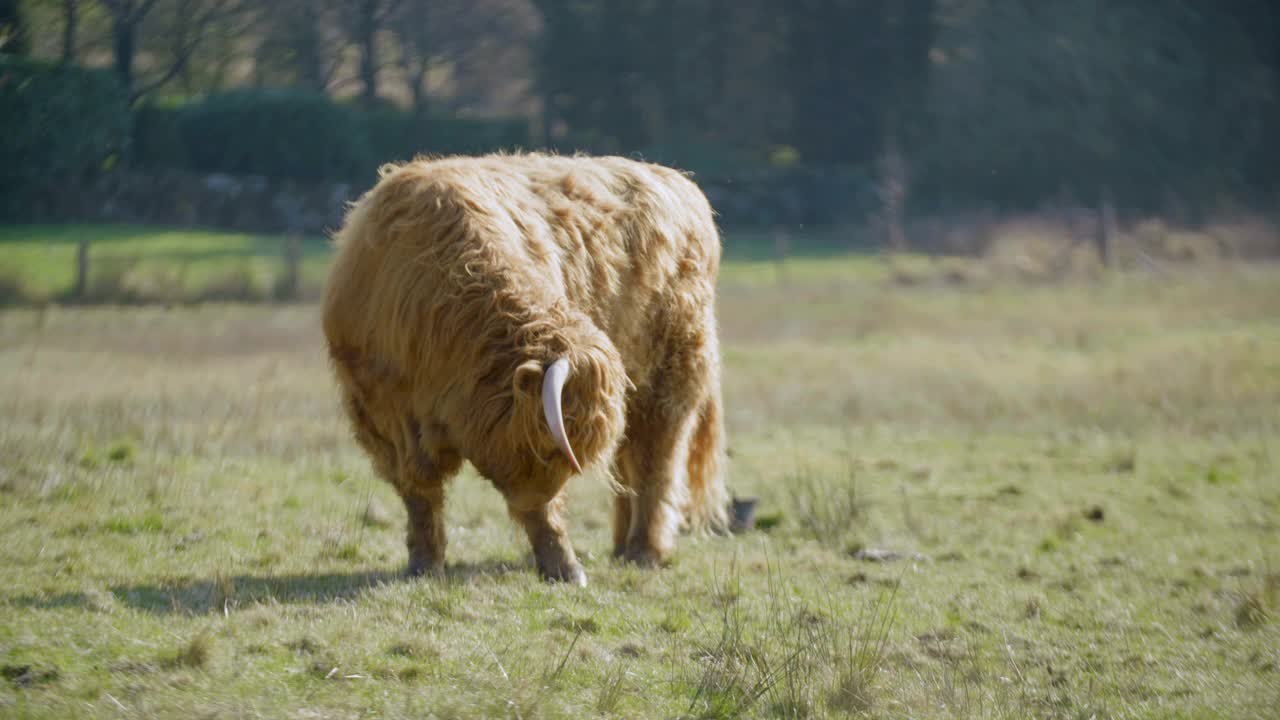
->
[[621, 546, 667, 569], [540, 561, 588, 587], [405, 559, 444, 580]]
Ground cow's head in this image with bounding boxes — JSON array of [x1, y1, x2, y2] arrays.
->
[[508, 314, 627, 481]]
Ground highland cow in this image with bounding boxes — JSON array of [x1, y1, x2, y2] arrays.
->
[[322, 153, 728, 585]]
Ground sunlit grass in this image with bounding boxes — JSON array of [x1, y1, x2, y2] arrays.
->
[[0, 243, 1278, 717], [1, 223, 908, 301], [0, 224, 332, 302]]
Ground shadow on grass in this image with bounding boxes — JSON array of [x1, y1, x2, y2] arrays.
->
[[9, 560, 528, 615]]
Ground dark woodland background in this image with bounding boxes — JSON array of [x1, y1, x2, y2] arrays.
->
[[2, 1, 1278, 235]]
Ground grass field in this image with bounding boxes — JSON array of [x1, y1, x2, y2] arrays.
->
[[0, 225, 335, 303], [2, 227, 1279, 718], [0, 224, 873, 303]]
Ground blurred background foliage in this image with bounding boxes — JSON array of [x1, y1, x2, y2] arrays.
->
[[1, 0, 1277, 223]]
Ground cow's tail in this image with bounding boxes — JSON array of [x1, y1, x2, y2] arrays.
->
[[684, 384, 729, 533]]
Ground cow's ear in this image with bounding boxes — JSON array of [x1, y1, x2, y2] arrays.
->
[[512, 359, 544, 399]]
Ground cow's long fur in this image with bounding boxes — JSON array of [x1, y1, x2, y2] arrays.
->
[[323, 152, 728, 583]]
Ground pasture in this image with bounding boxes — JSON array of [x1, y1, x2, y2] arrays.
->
[[1, 229, 1278, 718], [0, 225, 334, 304]]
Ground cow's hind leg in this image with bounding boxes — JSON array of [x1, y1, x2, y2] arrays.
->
[[614, 310, 721, 565], [396, 421, 462, 578], [507, 490, 586, 586], [614, 386, 705, 567], [400, 453, 461, 578], [611, 487, 632, 559], [343, 391, 459, 577], [683, 386, 729, 533]]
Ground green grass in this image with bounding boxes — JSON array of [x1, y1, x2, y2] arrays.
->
[[0, 223, 886, 303], [1, 229, 1279, 717], [0, 224, 333, 302]]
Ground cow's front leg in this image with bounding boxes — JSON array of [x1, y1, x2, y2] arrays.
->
[[508, 491, 586, 586], [402, 488, 446, 577]]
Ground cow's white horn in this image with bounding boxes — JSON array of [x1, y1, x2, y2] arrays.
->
[[542, 357, 582, 474]]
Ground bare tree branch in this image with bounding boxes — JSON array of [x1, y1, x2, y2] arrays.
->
[[131, 35, 201, 100], [129, 0, 249, 101]]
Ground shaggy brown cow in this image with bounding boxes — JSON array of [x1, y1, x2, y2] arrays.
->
[[323, 152, 728, 585]]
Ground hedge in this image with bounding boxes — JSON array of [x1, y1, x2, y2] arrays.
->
[[131, 101, 190, 171], [363, 110, 530, 166], [0, 56, 130, 215], [177, 89, 373, 182], [131, 91, 532, 183]]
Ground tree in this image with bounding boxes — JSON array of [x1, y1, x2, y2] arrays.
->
[[391, 0, 539, 116], [101, 0, 245, 102], [339, 0, 402, 108], [533, 0, 714, 151], [921, 0, 1275, 213], [533, 0, 615, 146], [878, 0, 935, 252], [392, 0, 433, 114], [881, 0, 935, 146], [254, 0, 345, 93], [146, 0, 250, 96], [429, 0, 539, 116], [782, 0, 891, 166], [0, 0, 29, 54], [60, 0, 79, 63], [100, 0, 156, 97]]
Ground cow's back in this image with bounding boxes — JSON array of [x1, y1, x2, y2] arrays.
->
[[324, 152, 720, 397], [445, 154, 722, 387]]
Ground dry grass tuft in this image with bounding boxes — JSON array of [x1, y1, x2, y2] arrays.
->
[[549, 613, 600, 635], [386, 639, 438, 659], [1235, 574, 1278, 630], [595, 659, 631, 714], [1024, 595, 1044, 621], [170, 632, 214, 669], [210, 570, 236, 611], [782, 462, 865, 546]]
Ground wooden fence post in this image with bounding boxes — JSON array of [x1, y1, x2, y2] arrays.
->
[[280, 231, 301, 302], [74, 236, 89, 300], [276, 190, 304, 302], [1096, 187, 1116, 268], [774, 225, 791, 286]]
